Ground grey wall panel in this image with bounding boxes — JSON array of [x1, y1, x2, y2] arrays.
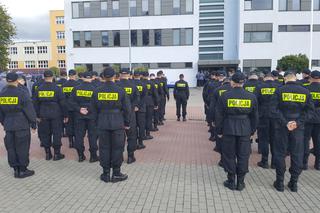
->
[[79, 2, 84, 17], [92, 31, 102, 47], [120, 0, 129, 16], [181, 0, 186, 14], [180, 28, 186, 45], [137, 30, 143, 46], [244, 23, 273, 32], [243, 59, 272, 67], [149, 29, 155, 46], [80, 31, 85, 47], [149, 0, 155, 16], [162, 29, 173, 46], [120, 30, 129, 47], [150, 63, 158, 69], [108, 0, 113, 17], [162, 0, 173, 15], [90, 2, 101, 17], [137, 0, 142, 16], [301, 0, 311, 11], [109, 30, 114, 47]]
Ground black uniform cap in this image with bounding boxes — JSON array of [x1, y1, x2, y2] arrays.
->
[[6, 72, 18, 82], [271, 70, 280, 77], [303, 68, 311, 75], [150, 73, 155, 77], [92, 71, 98, 76], [231, 72, 246, 83], [60, 70, 67, 77], [78, 72, 84, 78], [83, 71, 93, 79], [284, 71, 295, 77], [311, 70, 320, 79], [120, 68, 131, 74], [103, 67, 115, 78], [142, 71, 149, 77], [68, 69, 77, 76], [157, 71, 163, 76], [133, 70, 140, 76], [44, 70, 54, 77], [217, 70, 226, 77]]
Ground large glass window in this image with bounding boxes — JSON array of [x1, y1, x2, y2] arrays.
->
[[24, 47, 34, 54], [185, 28, 193, 45], [38, 60, 49, 68], [56, 31, 65, 39], [9, 47, 17, 55], [173, 29, 180, 45], [244, 32, 272, 43], [72, 2, 80, 18], [25, 61, 36, 68], [154, 0, 161, 15], [186, 0, 193, 14], [279, 0, 287, 10], [279, 0, 301, 11], [73, 32, 81, 47], [142, 0, 149, 15], [8, 61, 18, 69], [154, 30, 162, 46], [112, 1, 120, 16], [85, 31, 92, 47], [101, 31, 109, 47], [56, 16, 64, 24], [37, 46, 48, 54], [84, 2, 91, 17], [101, 1, 108, 16], [130, 0, 137, 16], [131, 30, 137, 46], [142, 30, 149, 46], [292, 0, 300, 10], [314, 0, 320, 10], [57, 46, 66, 53], [173, 0, 180, 15], [244, 0, 272, 10], [113, 31, 120, 46], [279, 25, 310, 32]]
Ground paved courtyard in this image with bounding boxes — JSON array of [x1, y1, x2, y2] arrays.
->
[[0, 88, 320, 213]]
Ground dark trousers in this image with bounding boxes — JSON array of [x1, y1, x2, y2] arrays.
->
[[136, 112, 146, 140], [303, 123, 320, 165], [74, 118, 98, 153], [65, 112, 75, 137], [39, 118, 62, 150], [99, 129, 125, 172], [274, 124, 304, 182], [4, 130, 31, 169], [159, 96, 166, 121], [176, 96, 187, 118], [126, 111, 137, 155], [257, 118, 275, 164], [153, 108, 159, 127], [146, 105, 154, 131], [222, 135, 251, 176]]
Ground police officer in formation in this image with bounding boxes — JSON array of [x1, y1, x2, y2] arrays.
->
[[174, 74, 190, 121], [0, 73, 37, 178]]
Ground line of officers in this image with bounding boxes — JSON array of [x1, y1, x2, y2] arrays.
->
[[203, 68, 320, 192], [0, 67, 169, 183]]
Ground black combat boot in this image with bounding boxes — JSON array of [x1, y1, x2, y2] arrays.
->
[[315, 158, 320, 170], [273, 176, 284, 192], [100, 169, 110, 183], [257, 161, 269, 169], [68, 136, 74, 148], [177, 117, 181, 121], [223, 173, 236, 190], [288, 177, 298, 192], [18, 167, 35, 179], [236, 175, 246, 191], [77, 150, 86, 162], [183, 117, 187, 122], [45, 148, 52, 161], [127, 153, 136, 164], [218, 160, 223, 168], [158, 121, 164, 126], [53, 148, 65, 161], [136, 140, 146, 150], [89, 152, 99, 163], [14, 167, 19, 178], [112, 169, 128, 183], [143, 131, 153, 140]]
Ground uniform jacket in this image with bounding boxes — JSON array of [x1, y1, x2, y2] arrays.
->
[[256, 80, 279, 119], [174, 80, 190, 100], [133, 79, 147, 113], [305, 82, 320, 124], [117, 79, 140, 110]]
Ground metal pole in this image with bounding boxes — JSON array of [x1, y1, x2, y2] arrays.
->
[[128, 0, 132, 71], [309, 0, 314, 69]]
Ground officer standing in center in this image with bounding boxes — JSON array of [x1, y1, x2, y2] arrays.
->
[[92, 67, 131, 183], [174, 74, 190, 121], [215, 72, 259, 191]]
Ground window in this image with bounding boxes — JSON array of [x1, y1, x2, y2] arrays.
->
[[173, 0, 180, 15], [199, 32, 223, 38], [38, 60, 48, 68], [185, 62, 193, 68], [84, 31, 92, 47], [154, 30, 162, 46], [101, 31, 109, 47], [25, 61, 36, 68], [154, 0, 161, 15], [142, 30, 149, 46], [24, 47, 34, 54], [173, 29, 180, 45], [199, 40, 223, 45], [113, 31, 120, 46], [131, 30, 137, 46], [101, 1, 108, 16], [279, 25, 310, 32], [57, 31, 65, 39], [8, 61, 18, 69], [244, 32, 272, 42], [57, 46, 66, 53], [112, 1, 120, 16], [244, 0, 272, 10], [279, 0, 301, 11], [73, 32, 81, 47], [158, 63, 171, 68], [9, 47, 17, 55], [185, 28, 193, 45], [312, 60, 320, 67], [314, 0, 320, 10], [130, 0, 137, 16], [72, 2, 80, 18], [37, 46, 48, 54], [186, 0, 193, 14], [142, 0, 149, 15], [58, 60, 66, 68], [199, 53, 223, 60], [84, 2, 91, 17], [56, 16, 64, 24]]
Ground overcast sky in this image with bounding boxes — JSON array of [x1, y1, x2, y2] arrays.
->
[[0, 0, 64, 41]]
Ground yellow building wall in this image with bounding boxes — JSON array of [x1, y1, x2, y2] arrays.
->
[[49, 10, 66, 69], [18, 61, 24, 69]]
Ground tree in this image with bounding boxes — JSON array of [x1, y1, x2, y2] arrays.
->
[[0, 5, 16, 71], [277, 54, 309, 73], [74, 66, 87, 74], [112, 64, 120, 73], [49, 67, 60, 77]]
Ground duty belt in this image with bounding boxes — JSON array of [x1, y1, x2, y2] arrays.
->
[[283, 113, 300, 119], [227, 114, 248, 119], [100, 109, 121, 113]]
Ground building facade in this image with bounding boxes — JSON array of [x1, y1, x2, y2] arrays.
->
[[65, 0, 320, 86]]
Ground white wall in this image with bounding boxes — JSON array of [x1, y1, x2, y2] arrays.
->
[[9, 41, 52, 62]]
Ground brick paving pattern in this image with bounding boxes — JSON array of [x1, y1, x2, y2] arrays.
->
[[0, 88, 320, 212]]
